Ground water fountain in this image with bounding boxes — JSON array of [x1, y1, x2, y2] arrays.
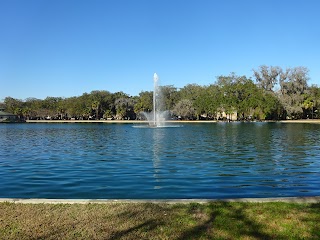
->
[[152, 73, 159, 127], [134, 73, 180, 128], [137, 73, 168, 127]]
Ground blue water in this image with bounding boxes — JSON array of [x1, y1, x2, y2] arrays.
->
[[0, 122, 319, 199]]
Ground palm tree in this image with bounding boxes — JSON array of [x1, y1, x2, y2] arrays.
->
[[91, 101, 100, 119], [22, 107, 31, 120]]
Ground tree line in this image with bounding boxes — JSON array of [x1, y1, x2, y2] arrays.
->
[[1, 65, 320, 121]]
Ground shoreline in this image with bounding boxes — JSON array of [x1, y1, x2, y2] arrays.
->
[[24, 119, 320, 123], [25, 119, 217, 123], [1, 196, 320, 204]]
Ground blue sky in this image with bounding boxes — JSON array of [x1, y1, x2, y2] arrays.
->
[[1, 0, 319, 101]]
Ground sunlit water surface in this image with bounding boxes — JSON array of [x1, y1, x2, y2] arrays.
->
[[0, 122, 319, 199]]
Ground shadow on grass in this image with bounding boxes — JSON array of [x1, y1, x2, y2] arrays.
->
[[110, 219, 162, 240], [109, 203, 167, 240], [176, 202, 274, 240], [2, 202, 319, 239], [99, 202, 320, 239], [305, 203, 320, 239]]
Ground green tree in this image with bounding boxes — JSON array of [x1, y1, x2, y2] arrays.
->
[[158, 85, 179, 111], [134, 91, 153, 114], [303, 97, 314, 118], [179, 84, 203, 101], [22, 107, 31, 120], [111, 91, 129, 116], [194, 84, 222, 119], [91, 100, 100, 119], [89, 90, 113, 119], [173, 99, 196, 120], [216, 73, 242, 119], [4, 97, 23, 114], [307, 84, 320, 118], [279, 67, 309, 119], [114, 97, 135, 120], [25, 98, 42, 119]]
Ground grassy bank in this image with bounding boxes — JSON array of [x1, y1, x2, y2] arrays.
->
[[1, 202, 319, 239]]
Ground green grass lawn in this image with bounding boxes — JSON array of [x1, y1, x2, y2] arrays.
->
[[1, 201, 319, 239]]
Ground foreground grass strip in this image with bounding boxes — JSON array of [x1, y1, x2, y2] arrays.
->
[[0, 202, 319, 239]]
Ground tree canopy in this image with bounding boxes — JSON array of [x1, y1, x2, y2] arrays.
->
[[2, 66, 319, 120]]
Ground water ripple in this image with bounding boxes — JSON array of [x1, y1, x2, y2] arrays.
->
[[0, 122, 319, 199]]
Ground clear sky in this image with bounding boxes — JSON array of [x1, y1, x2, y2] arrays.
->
[[1, 0, 319, 101]]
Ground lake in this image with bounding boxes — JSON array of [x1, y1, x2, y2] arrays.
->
[[0, 122, 319, 199]]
